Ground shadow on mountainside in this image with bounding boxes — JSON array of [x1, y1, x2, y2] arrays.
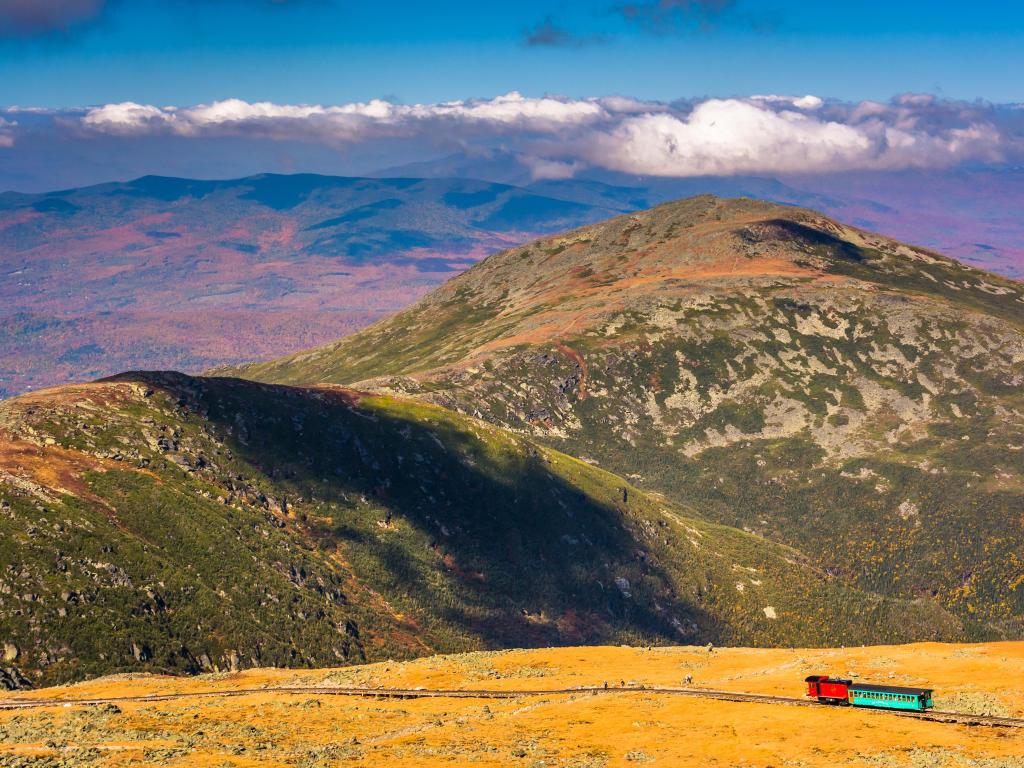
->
[[107, 371, 714, 651]]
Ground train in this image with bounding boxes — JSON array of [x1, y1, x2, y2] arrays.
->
[[805, 675, 934, 712]]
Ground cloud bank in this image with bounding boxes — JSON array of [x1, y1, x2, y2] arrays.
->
[[2, 92, 1021, 187], [68, 92, 1017, 176]]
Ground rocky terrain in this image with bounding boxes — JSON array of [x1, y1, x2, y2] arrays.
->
[[1, 642, 1022, 767], [0, 371, 963, 688], [228, 195, 1024, 637]]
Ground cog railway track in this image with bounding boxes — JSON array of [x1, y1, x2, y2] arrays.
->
[[1, 685, 1021, 728]]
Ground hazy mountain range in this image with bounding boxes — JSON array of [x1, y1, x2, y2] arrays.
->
[[2, 167, 1022, 399]]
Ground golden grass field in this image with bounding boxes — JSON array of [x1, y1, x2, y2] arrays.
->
[[2, 642, 1023, 767]]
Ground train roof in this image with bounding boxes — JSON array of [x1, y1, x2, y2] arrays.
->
[[849, 682, 933, 696]]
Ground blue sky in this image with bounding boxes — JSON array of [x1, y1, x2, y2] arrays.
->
[[2, 0, 1022, 107], [2, 0, 1022, 192]]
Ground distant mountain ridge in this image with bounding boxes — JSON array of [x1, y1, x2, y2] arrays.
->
[[0, 173, 621, 399]]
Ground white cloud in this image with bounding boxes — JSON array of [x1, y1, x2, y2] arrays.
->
[[82, 92, 608, 142], [72, 92, 1014, 177], [587, 98, 1002, 176], [81, 102, 170, 133], [523, 156, 586, 180], [792, 95, 824, 110], [751, 94, 823, 110], [425, 92, 604, 125]]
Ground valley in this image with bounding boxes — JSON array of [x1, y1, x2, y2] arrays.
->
[[0, 174, 617, 398]]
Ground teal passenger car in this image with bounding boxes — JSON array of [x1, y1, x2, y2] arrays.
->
[[847, 683, 934, 711]]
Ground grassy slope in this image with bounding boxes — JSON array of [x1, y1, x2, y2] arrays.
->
[[0, 372, 962, 687], [221, 196, 1024, 636]]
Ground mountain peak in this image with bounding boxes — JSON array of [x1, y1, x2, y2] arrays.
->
[[226, 194, 1021, 386]]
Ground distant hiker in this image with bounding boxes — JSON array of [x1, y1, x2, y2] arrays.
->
[[603, 681, 608, 689], [706, 643, 714, 654], [621, 488, 628, 503], [685, 675, 693, 685]]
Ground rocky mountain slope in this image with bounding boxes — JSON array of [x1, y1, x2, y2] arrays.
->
[[228, 195, 1024, 637], [0, 371, 960, 688]]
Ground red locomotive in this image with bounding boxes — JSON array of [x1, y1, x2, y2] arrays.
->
[[805, 675, 852, 705]]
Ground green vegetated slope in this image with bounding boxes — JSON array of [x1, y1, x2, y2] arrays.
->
[[0, 372, 962, 688], [226, 195, 1024, 637]]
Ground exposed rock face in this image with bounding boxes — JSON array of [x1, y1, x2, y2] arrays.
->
[[0, 666, 30, 690], [229, 196, 1024, 635]]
